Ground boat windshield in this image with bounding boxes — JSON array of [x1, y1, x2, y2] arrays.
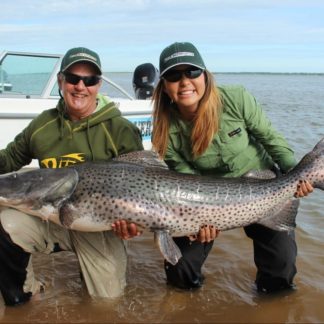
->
[[0, 52, 61, 98], [0, 51, 134, 100]]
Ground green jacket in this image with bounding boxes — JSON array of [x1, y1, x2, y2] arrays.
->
[[165, 85, 296, 177], [0, 94, 143, 172]]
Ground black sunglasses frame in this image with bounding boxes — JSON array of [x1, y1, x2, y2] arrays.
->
[[62, 72, 101, 87], [162, 67, 204, 82]]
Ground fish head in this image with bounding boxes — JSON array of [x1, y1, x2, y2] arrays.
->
[[0, 167, 78, 212]]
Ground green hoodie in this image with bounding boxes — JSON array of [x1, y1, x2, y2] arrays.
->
[[164, 85, 296, 177], [0, 94, 143, 172]]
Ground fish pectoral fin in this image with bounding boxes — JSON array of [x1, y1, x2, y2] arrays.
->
[[258, 199, 300, 231], [154, 230, 182, 265]]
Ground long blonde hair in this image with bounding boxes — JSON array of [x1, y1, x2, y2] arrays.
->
[[152, 70, 223, 158]]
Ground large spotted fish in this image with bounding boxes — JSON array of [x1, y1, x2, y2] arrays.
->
[[0, 138, 324, 265]]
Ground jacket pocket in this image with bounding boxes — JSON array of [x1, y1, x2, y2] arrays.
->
[[218, 124, 249, 155]]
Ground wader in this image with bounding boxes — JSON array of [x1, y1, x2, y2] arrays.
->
[[244, 224, 297, 292], [0, 209, 127, 306], [164, 226, 297, 292], [164, 236, 214, 289]]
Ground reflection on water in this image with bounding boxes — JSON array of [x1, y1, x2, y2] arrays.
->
[[1, 73, 324, 323]]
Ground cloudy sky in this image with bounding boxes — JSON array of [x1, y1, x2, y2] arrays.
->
[[1, 0, 323, 73]]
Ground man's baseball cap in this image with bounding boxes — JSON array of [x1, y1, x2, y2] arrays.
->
[[60, 47, 102, 75], [159, 42, 206, 77]]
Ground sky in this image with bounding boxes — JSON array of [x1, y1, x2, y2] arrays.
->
[[1, 0, 323, 73]]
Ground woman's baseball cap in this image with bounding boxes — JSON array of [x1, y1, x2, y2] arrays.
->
[[60, 47, 102, 75], [159, 42, 206, 77]]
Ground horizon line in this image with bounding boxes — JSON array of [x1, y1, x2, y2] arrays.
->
[[105, 71, 324, 75]]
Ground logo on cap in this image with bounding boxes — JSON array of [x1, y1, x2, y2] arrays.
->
[[164, 52, 195, 62], [69, 53, 98, 62]]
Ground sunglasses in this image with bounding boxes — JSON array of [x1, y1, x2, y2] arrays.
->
[[62, 72, 101, 87], [162, 67, 204, 82]]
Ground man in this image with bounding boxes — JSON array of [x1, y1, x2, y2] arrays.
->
[[0, 47, 143, 306]]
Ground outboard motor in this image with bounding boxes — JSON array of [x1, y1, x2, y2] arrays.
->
[[132, 63, 159, 100]]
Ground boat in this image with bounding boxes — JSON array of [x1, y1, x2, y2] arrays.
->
[[0, 51, 157, 162]]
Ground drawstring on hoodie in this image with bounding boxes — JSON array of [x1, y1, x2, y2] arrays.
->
[[59, 110, 65, 140], [59, 110, 94, 160], [59, 100, 67, 140], [58, 99, 94, 159], [86, 118, 95, 161], [59, 100, 73, 140]]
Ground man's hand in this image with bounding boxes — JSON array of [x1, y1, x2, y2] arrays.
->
[[189, 225, 220, 243], [294, 180, 314, 198], [111, 220, 142, 240]]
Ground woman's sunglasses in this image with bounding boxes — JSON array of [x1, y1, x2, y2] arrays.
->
[[62, 72, 101, 87], [162, 67, 204, 83]]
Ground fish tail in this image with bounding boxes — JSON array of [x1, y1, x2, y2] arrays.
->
[[290, 137, 324, 191]]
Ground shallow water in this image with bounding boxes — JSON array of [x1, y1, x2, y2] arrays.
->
[[1, 73, 324, 323], [1, 227, 324, 323]]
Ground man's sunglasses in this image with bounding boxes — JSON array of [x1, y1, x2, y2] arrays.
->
[[62, 72, 101, 87], [162, 67, 204, 82]]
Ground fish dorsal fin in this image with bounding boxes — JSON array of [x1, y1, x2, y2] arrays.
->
[[312, 137, 324, 152], [114, 150, 168, 169], [257, 199, 299, 231]]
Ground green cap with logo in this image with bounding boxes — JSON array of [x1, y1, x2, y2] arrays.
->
[[60, 47, 102, 75], [159, 42, 206, 77]]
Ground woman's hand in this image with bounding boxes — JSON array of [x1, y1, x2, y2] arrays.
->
[[189, 225, 220, 243], [111, 220, 142, 240], [294, 180, 314, 198]]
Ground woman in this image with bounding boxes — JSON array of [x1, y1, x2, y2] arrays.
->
[[151, 41, 313, 293]]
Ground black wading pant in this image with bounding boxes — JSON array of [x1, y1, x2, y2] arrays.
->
[[165, 224, 297, 292], [164, 236, 214, 289], [0, 221, 63, 306], [244, 223, 297, 292], [0, 222, 32, 306]]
